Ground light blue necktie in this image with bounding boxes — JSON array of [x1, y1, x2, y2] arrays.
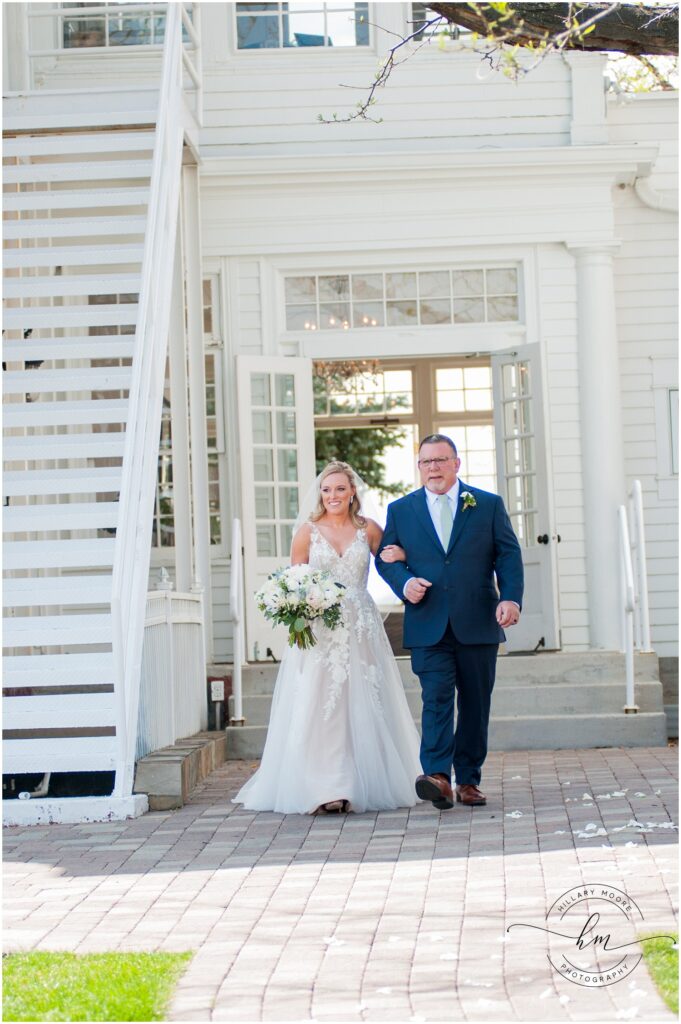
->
[[437, 494, 453, 549]]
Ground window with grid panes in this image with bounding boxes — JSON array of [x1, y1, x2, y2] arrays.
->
[[284, 267, 519, 331], [61, 2, 191, 48], [235, 2, 370, 50], [410, 3, 471, 41]]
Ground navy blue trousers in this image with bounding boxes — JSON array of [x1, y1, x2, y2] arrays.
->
[[410, 623, 498, 786]]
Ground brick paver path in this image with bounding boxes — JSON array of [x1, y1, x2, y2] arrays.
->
[[4, 748, 678, 1022]]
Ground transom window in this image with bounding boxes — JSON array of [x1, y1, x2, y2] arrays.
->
[[284, 267, 519, 331], [235, 2, 369, 50]]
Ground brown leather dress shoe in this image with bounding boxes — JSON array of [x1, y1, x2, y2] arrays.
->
[[455, 784, 486, 806], [415, 773, 454, 810]]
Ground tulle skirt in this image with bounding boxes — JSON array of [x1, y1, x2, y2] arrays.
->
[[233, 596, 421, 815]]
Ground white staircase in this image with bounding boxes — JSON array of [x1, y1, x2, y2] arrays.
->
[[3, 6, 189, 824], [3, 127, 152, 792]]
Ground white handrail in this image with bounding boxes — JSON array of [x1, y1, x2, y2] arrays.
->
[[229, 518, 246, 726], [629, 479, 652, 652], [111, 2, 186, 796], [618, 505, 639, 714]]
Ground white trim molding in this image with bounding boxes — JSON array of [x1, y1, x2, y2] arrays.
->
[[652, 357, 679, 502]]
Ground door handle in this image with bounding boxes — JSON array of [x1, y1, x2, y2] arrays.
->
[[537, 534, 549, 544]]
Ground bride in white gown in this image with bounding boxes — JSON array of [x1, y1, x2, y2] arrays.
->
[[233, 461, 422, 815]]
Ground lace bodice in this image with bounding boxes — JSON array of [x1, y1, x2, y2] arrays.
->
[[308, 524, 371, 591]]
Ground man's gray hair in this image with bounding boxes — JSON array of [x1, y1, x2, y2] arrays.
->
[[419, 433, 458, 455]]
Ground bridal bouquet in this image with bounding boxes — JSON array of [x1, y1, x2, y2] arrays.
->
[[255, 564, 345, 650]]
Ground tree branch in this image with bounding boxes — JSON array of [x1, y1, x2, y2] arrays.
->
[[429, 3, 679, 57]]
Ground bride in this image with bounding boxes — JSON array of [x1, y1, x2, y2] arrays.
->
[[233, 460, 421, 815]]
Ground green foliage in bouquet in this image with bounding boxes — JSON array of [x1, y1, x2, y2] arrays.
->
[[255, 565, 345, 650]]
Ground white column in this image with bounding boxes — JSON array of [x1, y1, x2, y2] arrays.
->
[[564, 53, 608, 146], [569, 243, 626, 650], [182, 163, 213, 661], [168, 228, 193, 592], [3, 4, 30, 93]]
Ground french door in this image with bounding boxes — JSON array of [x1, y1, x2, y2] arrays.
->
[[236, 356, 316, 659], [492, 344, 560, 651]]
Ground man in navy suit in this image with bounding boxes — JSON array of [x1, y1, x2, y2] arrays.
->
[[376, 434, 524, 809]]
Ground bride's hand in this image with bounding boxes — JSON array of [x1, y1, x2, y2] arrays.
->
[[380, 544, 406, 563]]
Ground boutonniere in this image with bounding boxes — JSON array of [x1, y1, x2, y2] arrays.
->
[[461, 491, 477, 510]]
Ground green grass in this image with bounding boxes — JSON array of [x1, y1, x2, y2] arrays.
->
[[640, 932, 678, 1015], [2, 951, 193, 1022]]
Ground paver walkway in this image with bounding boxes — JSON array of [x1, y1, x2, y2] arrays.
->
[[3, 747, 678, 1023]]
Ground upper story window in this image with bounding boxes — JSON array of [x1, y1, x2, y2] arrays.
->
[[235, 2, 370, 50], [61, 3, 192, 48], [284, 267, 520, 331], [410, 3, 470, 41]]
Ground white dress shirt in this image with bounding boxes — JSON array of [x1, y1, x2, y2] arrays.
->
[[425, 480, 460, 549], [401, 482, 459, 597]]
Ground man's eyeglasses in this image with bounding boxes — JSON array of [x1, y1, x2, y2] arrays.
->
[[418, 456, 455, 469]]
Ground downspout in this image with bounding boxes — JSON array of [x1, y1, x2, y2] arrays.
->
[[633, 176, 678, 214]]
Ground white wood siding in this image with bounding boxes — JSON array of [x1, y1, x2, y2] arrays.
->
[[609, 94, 678, 657], [537, 244, 588, 650], [199, 5, 572, 159]]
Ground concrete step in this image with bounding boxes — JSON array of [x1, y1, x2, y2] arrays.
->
[[228, 679, 664, 726], [225, 711, 668, 759], [233, 652, 660, 694], [224, 652, 666, 757], [133, 731, 227, 811]]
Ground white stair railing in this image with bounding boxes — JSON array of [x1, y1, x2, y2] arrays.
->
[[111, 3, 186, 797], [628, 478, 652, 652], [229, 518, 246, 726], [618, 479, 651, 715], [618, 506, 639, 714]]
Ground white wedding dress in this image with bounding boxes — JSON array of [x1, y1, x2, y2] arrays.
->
[[233, 525, 422, 814]]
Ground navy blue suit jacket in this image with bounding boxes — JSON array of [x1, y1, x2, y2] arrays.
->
[[375, 483, 524, 648]]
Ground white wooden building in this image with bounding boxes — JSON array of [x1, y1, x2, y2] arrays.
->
[[3, 2, 678, 821]]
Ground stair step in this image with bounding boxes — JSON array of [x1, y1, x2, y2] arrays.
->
[[3, 736, 118, 774], [3, 651, 116, 687], [225, 710, 669, 758], [4, 432, 126, 462], [4, 366, 132, 393], [4, 501, 120, 533], [488, 712, 668, 751], [3, 187, 151, 213], [2, 110, 156, 132], [4, 273, 141, 300], [3, 692, 116, 730], [3, 574, 113, 608], [3, 160, 153, 185], [4, 399, 129, 428], [3, 216, 147, 240], [3, 304, 138, 331], [3, 336, 134, 362], [3, 244, 145, 269], [4, 467, 122, 497], [3, 131, 156, 157], [2, 612, 113, 647], [3, 538, 116, 570]]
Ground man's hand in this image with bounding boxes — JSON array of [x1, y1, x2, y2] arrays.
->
[[404, 578, 432, 604], [496, 601, 520, 628], [380, 544, 406, 563]]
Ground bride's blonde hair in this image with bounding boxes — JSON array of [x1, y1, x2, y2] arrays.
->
[[310, 461, 366, 528]]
